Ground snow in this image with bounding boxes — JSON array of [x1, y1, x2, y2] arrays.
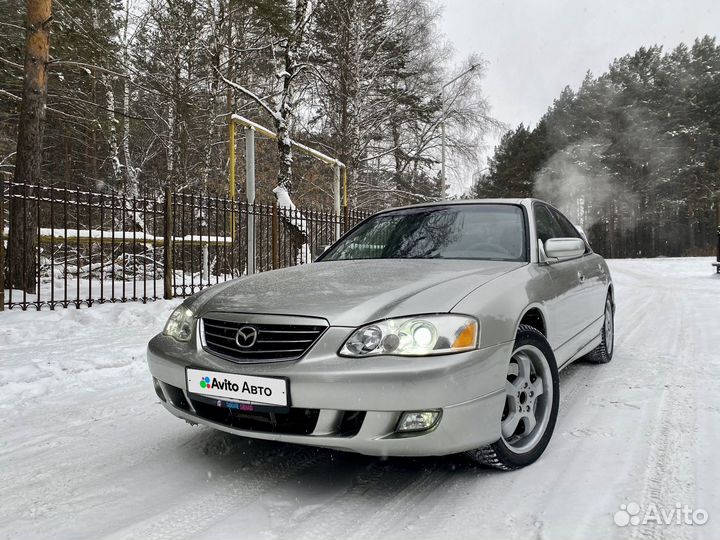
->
[[174, 235, 233, 244], [0, 300, 181, 407], [0, 257, 718, 539], [272, 185, 308, 233], [273, 185, 310, 263], [2, 227, 233, 244]]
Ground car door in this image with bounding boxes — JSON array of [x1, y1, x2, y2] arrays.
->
[[533, 203, 592, 353], [546, 205, 607, 325]]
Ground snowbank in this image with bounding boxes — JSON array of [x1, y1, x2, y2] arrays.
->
[[0, 298, 181, 408]]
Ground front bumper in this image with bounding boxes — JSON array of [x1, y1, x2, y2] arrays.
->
[[147, 327, 511, 457]]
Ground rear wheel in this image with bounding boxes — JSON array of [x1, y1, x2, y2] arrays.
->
[[466, 325, 560, 470], [584, 295, 614, 364]]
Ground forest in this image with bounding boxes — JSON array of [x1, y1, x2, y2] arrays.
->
[[0, 0, 492, 211], [472, 37, 720, 258]]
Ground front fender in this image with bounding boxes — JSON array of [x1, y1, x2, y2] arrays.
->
[[452, 264, 555, 349]]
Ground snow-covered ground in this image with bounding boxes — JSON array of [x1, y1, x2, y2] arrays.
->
[[1, 257, 718, 540]]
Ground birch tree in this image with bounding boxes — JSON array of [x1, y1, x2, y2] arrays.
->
[[221, 0, 312, 196], [311, 0, 495, 207]]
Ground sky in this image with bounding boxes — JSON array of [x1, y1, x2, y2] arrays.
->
[[439, 0, 720, 163]]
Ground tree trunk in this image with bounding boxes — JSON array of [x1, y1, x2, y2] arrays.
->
[[101, 73, 121, 189], [202, 0, 223, 194], [225, 0, 234, 198], [122, 74, 134, 193], [275, 45, 295, 192], [392, 122, 403, 204], [63, 126, 71, 185], [336, 2, 356, 206], [273, 0, 309, 194], [90, 77, 98, 187], [167, 101, 175, 187], [7, 0, 52, 293], [122, 0, 135, 196]]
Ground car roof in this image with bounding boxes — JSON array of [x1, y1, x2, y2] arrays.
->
[[376, 198, 537, 213]]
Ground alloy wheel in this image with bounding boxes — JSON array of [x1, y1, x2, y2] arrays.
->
[[501, 344, 554, 454]]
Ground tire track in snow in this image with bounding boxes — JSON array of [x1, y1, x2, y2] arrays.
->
[[631, 290, 698, 540], [356, 465, 509, 540], [103, 438, 325, 540], [351, 465, 456, 540], [261, 457, 468, 540], [276, 460, 444, 540]]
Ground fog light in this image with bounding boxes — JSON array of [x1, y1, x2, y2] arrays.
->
[[397, 410, 440, 432]]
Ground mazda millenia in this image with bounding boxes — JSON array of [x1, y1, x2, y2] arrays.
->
[[147, 199, 614, 469]]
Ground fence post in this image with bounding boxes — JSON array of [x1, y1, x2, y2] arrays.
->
[[271, 203, 279, 269], [333, 163, 341, 241], [0, 177, 4, 312], [343, 166, 349, 233], [163, 186, 174, 299], [245, 127, 256, 274]]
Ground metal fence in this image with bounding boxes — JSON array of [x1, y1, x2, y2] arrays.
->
[[0, 180, 371, 310]]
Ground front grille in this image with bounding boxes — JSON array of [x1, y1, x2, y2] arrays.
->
[[201, 317, 326, 363]]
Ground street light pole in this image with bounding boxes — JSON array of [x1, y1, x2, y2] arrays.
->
[[439, 63, 481, 199]]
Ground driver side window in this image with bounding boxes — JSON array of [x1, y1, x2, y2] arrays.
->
[[548, 206, 584, 241], [534, 205, 564, 243]]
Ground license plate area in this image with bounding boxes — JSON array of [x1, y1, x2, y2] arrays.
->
[[186, 368, 289, 410]]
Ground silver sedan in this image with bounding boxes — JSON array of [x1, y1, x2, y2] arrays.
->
[[147, 199, 614, 469]]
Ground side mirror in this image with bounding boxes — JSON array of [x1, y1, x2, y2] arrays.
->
[[544, 238, 585, 261]]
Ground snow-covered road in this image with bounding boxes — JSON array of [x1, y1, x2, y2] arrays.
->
[[1, 258, 718, 540]]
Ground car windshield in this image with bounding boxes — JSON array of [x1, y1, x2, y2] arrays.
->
[[321, 204, 527, 261]]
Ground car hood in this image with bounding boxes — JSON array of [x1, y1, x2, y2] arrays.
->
[[189, 259, 525, 327]]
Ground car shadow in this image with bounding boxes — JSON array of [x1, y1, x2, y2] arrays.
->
[[174, 423, 501, 489]]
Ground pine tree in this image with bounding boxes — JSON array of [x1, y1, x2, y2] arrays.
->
[[481, 36, 720, 257], [7, 0, 52, 292]]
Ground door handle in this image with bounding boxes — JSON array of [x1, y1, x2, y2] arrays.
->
[[577, 272, 586, 283]]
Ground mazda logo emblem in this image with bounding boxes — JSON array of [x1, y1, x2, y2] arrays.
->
[[235, 326, 258, 349]]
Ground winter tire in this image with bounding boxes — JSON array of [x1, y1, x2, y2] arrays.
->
[[466, 325, 560, 470], [583, 294, 614, 364]]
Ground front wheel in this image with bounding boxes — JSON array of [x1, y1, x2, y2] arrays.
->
[[466, 325, 560, 470]]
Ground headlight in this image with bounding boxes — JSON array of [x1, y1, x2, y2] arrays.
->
[[339, 315, 478, 357], [163, 305, 195, 342]]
